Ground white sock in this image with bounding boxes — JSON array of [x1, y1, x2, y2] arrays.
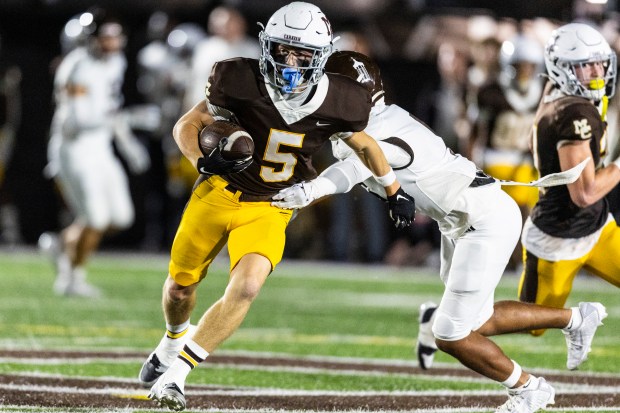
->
[[164, 358, 192, 392], [500, 359, 522, 388], [166, 320, 191, 337], [165, 340, 209, 392], [563, 307, 583, 332], [155, 320, 191, 360]]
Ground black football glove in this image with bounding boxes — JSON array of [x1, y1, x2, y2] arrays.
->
[[197, 137, 253, 176], [387, 186, 416, 229]]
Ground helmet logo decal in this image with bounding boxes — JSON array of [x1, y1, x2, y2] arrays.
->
[[321, 16, 332, 36], [352, 58, 372, 83]]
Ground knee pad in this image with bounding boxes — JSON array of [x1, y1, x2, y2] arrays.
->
[[431, 309, 470, 341]]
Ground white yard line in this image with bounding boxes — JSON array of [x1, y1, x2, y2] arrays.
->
[[0, 381, 618, 397]]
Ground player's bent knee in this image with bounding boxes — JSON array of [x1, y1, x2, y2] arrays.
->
[[86, 217, 109, 232], [110, 209, 134, 230], [165, 277, 196, 302], [431, 311, 470, 342], [228, 275, 264, 302]]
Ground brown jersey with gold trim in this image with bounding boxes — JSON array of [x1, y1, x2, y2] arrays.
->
[[530, 86, 608, 238], [205, 58, 371, 198], [476, 82, 537, 152]]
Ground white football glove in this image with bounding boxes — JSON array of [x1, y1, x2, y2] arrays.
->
[[272, 181, 319, 209]]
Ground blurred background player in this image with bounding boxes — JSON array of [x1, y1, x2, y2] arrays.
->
[[519, 22, 620, 337], [182, 5, 259, 111], [39, 10, 150, 297], [469, 33, 545, 269], [136, 16, 206, 249], [0, 31, 22, 245]]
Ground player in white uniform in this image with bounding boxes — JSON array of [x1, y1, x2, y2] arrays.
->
[[40, 11, 149, 297], [272, 51, 608, 413], [183, 6, 260, 111]]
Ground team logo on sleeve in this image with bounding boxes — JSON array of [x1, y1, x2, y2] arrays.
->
[[573, 118, 592, 139]]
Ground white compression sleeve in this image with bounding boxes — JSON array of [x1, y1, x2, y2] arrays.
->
[[319, 159, 373, 194]]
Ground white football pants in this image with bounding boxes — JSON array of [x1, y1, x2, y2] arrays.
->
[[432, 183, 521, 341], [55, 130, 134, 231]]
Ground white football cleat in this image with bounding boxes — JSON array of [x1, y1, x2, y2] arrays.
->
[[415, 301, 438, 370], [564, 301, 607, 370], [496, 376, 555, 413], [149, 376, 186, 411]]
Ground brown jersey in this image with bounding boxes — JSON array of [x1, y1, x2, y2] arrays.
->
[[476, 82, 538, 153], [530, 85, 608, 238], [206, 58, 371, 199]]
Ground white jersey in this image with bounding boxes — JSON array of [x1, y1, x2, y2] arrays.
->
[[51, 48, 125, 142], [48, 47, 134, 230], [330, 103, 478, 238], [324, 102, 521, 339]]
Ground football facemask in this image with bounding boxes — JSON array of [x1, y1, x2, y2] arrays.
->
[[258, 1, 333, 93]]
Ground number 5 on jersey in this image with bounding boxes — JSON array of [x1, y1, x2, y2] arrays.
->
[[261, 129, 305, 182]]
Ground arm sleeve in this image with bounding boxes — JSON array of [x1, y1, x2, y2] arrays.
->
[[319, 158, 374, 194]]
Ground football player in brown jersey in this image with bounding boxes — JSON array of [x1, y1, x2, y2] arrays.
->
[[141, 2, 415, 410], [519, 23, 620, 346]]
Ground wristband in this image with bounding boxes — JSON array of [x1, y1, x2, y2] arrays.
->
[[375, 169, 396, 187], [613, 157, 620, 170]]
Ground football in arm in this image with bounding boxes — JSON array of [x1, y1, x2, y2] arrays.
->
[[198, 120, 254, 160]]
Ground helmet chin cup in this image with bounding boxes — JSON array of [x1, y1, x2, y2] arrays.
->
[[589, 79, 605, 90], [281, 68, 303, 93]]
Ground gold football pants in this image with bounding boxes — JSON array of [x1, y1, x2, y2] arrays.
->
[[169, 175, 293, 286], [484, 163, 539, 208], [518, 219, 620, 335]]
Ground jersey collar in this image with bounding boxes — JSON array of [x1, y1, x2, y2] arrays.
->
[[265, 75, 329, 125]]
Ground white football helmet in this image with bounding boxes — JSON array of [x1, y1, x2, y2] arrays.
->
[[544, 22, 616, 101], [499, 35, 544, 92], [61, 10, 126, 56], [167, 23, 206, 57], [258, 2, 334, 93]]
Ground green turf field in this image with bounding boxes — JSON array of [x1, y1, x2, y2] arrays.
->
[[1, 247, 619, 412]]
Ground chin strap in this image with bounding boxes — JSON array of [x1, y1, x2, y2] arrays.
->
[[600, 95, 609, 121]]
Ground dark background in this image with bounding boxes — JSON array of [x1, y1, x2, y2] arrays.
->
[[0, 0, 609, 250]]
